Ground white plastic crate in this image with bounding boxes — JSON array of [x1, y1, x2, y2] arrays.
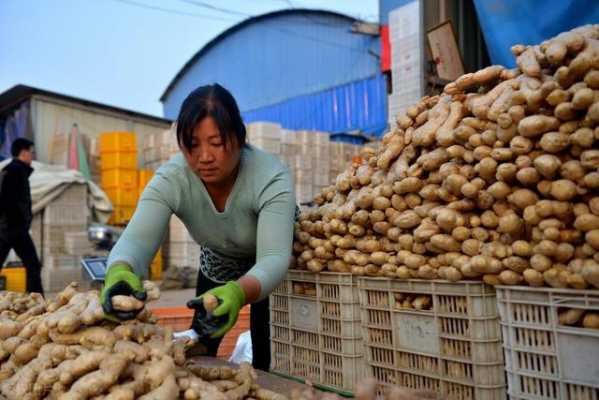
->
[[358, 278, 505, 400], [53, 184, 88, 205], [270, 270, 363, 392], [44, 203, 89, 226], [496, 286, 599, 400]]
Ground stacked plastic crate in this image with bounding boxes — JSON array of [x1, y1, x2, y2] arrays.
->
[[99, 132, 138, 225], [358, 278, 505, 399], [496, 286, 599, 400], [138, 169, 153, 197], [270, 271, 363, 393], [41, 184, 90, 291], [137, 168, 164, 279]]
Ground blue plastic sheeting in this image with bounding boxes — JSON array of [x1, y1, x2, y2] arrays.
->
[[243, 74, 388, 137], [473, 0, 599, 67], [0, 101, 30, 158]]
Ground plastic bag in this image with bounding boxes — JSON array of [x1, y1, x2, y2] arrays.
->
[[228, 330, 252, 364]]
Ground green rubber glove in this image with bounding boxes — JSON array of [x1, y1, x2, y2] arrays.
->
[[187, 281, 245, 338], [100, 263, 146, 322]]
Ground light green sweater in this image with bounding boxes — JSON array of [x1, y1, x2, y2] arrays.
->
[[107, 146, 296, 300]]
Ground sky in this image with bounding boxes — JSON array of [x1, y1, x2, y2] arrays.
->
[[0, 0, 379, 117]]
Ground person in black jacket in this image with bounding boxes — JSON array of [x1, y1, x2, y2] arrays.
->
[[0, 138, 44, 295]]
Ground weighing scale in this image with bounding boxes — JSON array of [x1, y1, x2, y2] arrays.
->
[[80, 256, 108, 282]]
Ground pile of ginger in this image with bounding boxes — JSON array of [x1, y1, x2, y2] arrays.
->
[[0, 285, 288, 400], [294, 24, 599, 290]]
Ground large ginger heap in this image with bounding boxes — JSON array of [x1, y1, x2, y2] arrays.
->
[[0, 286, 289, 400], [294, 24, 599, 290]]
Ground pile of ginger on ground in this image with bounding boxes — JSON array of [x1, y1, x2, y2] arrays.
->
[[0, 285, 290, 400], [0, 287, 436, 400]]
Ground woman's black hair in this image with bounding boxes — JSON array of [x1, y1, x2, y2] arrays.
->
[[176, 84, 246, 151]]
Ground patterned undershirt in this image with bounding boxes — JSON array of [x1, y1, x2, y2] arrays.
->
[[199, 205, 301, 283]]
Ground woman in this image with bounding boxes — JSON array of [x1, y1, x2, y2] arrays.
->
[[100, 84, 296, 371]]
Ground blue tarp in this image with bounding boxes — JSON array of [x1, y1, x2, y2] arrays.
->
[[243, 74, 388, 138], [473, 0, 599, 67], [0, 101, 30, 159]]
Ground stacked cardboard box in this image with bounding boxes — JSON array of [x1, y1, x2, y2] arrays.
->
[[246, 124, 364, 205], [330, 141, 361, 178], [311, 131, 331, 195], [291, 131, 314, 204], [41, 184, 90, 291], [143, 127, 178, 171], [64, 231, 95, 256], [167, 216, 201, 269], [279, 129, 299, 183], [247, 122, 281, 155]]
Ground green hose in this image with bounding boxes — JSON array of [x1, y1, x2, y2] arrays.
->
[[269, 371, 354, 398]]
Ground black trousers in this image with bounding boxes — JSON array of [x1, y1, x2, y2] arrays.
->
[[194, 269, 271, 371], [0, 228, 44, 295]]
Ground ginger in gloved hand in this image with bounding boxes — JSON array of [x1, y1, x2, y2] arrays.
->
[[101, 263, 147, 321]]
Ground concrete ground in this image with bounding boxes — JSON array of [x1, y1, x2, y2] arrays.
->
[[151, 287, 196, 308]]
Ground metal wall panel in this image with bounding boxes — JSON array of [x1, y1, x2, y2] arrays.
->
[[31, 97, 169, 164], [162, 12, 381, 120], [243, 74, 388, 137]]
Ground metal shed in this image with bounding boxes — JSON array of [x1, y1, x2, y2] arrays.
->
[[160, 9, 387, 137], [0, 85, 171, 164]]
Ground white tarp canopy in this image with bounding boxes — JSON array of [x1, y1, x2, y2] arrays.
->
[[0, 159, 112, 223]]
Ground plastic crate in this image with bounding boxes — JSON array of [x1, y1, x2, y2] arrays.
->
[[105, 188, 139, 207], [358, 278, 505, 400], [496, 286, 599, 400], [99, 132, 137, 153], [108, 206, 135, 226], [0, 266, 26, 292], [138, 169, 154, 190], [269, 270, 363, 392], [44, 203, 89, 226], [100, 152, 137, 170], [101, 169, 138, 189], [150, 249, 163, 280]]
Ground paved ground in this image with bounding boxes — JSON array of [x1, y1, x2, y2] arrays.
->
[[151, 287, 196, 308]]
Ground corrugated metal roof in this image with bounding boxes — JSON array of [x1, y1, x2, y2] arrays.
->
[[160, 8, 361, 102], [0, 85, 171, 124], [160, 8, 382, 120]]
